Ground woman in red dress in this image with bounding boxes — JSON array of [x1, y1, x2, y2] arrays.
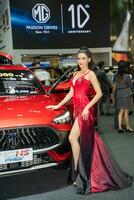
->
[[46, 47, 132, 194]]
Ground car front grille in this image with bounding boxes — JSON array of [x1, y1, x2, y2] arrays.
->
[[0, 127, 61, 151]]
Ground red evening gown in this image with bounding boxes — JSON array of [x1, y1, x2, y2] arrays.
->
[[68, 72, 133, 194]]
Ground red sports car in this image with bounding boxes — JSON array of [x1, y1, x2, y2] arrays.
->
[[0, 63, 97, 176], [0, 64, 72, 176]]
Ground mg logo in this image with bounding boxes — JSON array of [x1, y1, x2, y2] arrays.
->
[[7, 132, 20, 148], [32, 4, 50, 23]]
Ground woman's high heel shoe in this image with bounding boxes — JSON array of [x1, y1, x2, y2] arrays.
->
[[73, 170, 78, 187], [76, 175, 89, 195], [118, 129, 124, 133], [125, 128, 134, 133], [73, 182, 77, 187], [77, 187, 86, 195], [77, 182, 87, 195]]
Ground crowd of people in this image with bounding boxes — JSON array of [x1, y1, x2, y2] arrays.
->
[[93, 60, 134, 133]]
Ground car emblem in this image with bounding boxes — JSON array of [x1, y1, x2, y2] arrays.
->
[[7, 132, 20, 148]]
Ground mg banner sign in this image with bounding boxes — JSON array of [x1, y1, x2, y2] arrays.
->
[[9, 0, 110, 49], [32, 4, 50, 23]]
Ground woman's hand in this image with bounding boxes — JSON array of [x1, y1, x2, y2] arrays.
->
[[111, 94, 115, 107], [81, 107, 89, 120], [46, 104, 60, 110]]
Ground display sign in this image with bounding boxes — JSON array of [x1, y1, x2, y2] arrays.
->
[[0, 148, 33, 164], [0, 70, 44, 95], [10, 0, 110, 49]]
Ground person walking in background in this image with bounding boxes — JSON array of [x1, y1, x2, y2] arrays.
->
[[96, 61, 112, 115], [107, 66, 114, 86], [107, 66, 114, 103], [112, 60, 134, 133], [31, 61, 40, 69], [130, 65, 134, 107], [31, 61, 51, 85], [46, 47, 132, 195], [112, 71, 119, 129]]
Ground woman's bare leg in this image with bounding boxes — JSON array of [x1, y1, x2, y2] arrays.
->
[[118, 109, 124, 129], [124, 109, 133, 130], [69, 118, 80, 170]]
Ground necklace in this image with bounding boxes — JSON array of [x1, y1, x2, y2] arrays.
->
[[73, 69, 90, 85], [80, 69, 90, 75]]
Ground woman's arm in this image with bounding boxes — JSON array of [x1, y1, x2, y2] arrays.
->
[[111, 82, 116, 106], [125, 74, 133, 89], [112, 82, 116, 94], [57, 86, 74, 107], [46, 86, 74, 110]]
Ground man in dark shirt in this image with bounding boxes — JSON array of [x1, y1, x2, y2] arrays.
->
[[97, 61, 111, 115]]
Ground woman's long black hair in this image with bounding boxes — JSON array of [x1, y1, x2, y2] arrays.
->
[[116, 60, 128, 84], [77, 47, 94, 70]]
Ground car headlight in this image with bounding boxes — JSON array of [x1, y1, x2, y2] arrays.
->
[[53, 111, 71, 124]]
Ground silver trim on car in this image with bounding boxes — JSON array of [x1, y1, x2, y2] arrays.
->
[[0, 163, 58, 177]]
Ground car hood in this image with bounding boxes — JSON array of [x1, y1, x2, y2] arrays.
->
[[0, 95, 65, 129]]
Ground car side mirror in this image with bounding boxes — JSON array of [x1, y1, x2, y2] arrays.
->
[[55, 80, 71, 91]]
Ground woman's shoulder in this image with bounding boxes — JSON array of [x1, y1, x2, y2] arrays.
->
[[73, 71, 79, 77], [84, 70, 97, 83], [86, 70, 96, 78]]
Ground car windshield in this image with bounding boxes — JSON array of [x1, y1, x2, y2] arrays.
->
[[0, 70, 45, 96]]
